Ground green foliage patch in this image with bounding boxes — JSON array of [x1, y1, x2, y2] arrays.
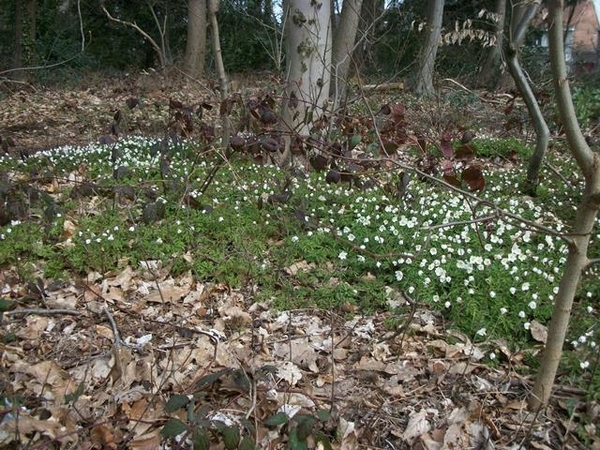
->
[[0, 135, 598, 397]]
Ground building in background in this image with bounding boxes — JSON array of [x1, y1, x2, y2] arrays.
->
[[536, 0, 599, 72], [568, 0, 600, 71]]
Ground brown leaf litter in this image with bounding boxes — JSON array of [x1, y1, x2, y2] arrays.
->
[[1, 265, 597, 449]]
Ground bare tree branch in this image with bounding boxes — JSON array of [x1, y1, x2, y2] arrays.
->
[[147, 1, 169, 64], [102, 5, 166, 68], [0, 1, 86, 78]]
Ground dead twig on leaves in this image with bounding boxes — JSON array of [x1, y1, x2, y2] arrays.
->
[[184, 344, 220, 394], [387, 289, 418, 349], [139, 260, 166, 304], [103, 306, 132, 348], [4, 308, 81, 316]]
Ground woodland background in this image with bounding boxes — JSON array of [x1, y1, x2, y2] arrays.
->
[[1, 1, 600, 449]]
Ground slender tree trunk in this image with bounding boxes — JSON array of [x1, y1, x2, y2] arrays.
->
[[530, 0, 600, 410], [331, 0, 338, 35], [208, 0, 230, 151], [184, 0, 207, 77], [352, 0, 384, 73], [503, 1, 548, 194], [13, 0, 24, 80], [25, 0, 36, 64], [331, 0, 364, 104], [147, 1, 172, 66], [12, 0, 36, 81], [410, 0, 444, 96], [478, 0, 507, 89], [164, 0, 173, 63]]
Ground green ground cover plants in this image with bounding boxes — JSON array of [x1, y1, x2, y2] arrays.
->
[[1, 135, 598, 393]]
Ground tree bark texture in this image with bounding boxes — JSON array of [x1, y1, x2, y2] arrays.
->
[[331, 0, 364, 102], [12, 0, 37, 81], [283, 0, 332, 134], [410, 0, 444, 96], [353, 0, 384, 71], [184, 0, 207, 77], [503, 1, 548, 194], [208, 0, 230, 150], [530, 0, 600, 410], [478, 0, 507, 88]]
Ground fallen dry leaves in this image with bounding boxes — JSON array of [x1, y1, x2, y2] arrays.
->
[[1, 72, 220, 154], [1, 264, 598, 449], [1, 74, 598, 448]]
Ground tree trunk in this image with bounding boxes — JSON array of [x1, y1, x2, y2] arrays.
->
[[331, 0, 364, 104], [530, 0, 600, 410], [163, 0, 173, 64], [410, 0, 444, 96], [503, 1, 549, 194], [477, 0, 507, 89], [208, 0, 230, 151], [184, 0, 207, 77], [12, 0, 36, 81], [280, 0, 332, 164], [25, 0, 36, 64], [13, 0, 24, 80], [147, 1, 172, 66], [350, 0, 383, 76]]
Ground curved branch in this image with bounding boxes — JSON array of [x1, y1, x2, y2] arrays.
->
[[547, 2, 596, 175], [1, 2, 86, 78], [102, 5, 166, 68]]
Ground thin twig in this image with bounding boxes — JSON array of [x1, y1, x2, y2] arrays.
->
[[139, 260, 166, 304], [244, 369, 257, 420], [442, 77, 477, 96], [322, 145, 577, 243], [4, 308, 81, 316], [77, 0, 85, 52], [103, 307, 125, 347], [184, 341, 220, 394], [544, 160, 571, 185], [328, 310, 336, 415], [102, 6, 165, 67], [0, 54, 82, 76], [584, 258, 600, 271], [421, 214, 498, 231], [396, 290, 418, 348]]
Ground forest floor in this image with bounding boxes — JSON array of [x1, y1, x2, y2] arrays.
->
[[0, 72, 598, 449]]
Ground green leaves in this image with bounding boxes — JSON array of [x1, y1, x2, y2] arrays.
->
[[348, 134, 361, 150], [295, 414, 316, 440], [64, 382, 84, 404], [0, 298, 14, 312], [220, 426, 240, 450], [264, 411, 289, 427], [195, 368, 232, 389], [288, 428, 308, 450], [161, 418, 188, 438], [192, 428, 211, 450], [165, 394, 191, 412]]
